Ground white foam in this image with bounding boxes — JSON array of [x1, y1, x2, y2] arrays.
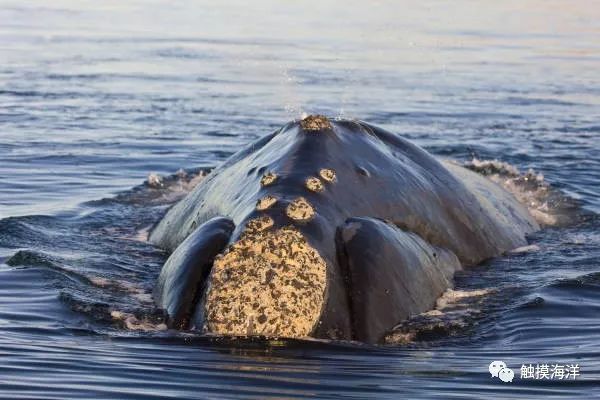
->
[[385, 288, 491, 344], [464, 158, 573, 226], [89, 276, 153, 304], [434, 288, 491, 310], [147, 173, 164, 188], [508, 244, 541, 254], [110, 310, 167, 331]]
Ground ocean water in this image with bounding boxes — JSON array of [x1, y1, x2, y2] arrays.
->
[[1, 1, 599, 398]]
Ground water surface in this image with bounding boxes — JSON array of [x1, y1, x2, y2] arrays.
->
[[1, 1, 599, 398]]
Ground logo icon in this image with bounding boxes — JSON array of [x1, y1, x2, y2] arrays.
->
[[489, 361, 514, 383]]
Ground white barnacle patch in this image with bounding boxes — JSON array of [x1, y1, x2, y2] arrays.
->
[[318, 168, 336, 183], [243, 215, 274, 234], [300, 114, 332, 131], [286, 197, 315, 222], [260, 172, 278, 187], [204, 227, 327, 338], [305, 176, 324, 193], [256, 195, 277, 211]]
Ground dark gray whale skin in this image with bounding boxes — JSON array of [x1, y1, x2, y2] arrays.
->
[[150, 116, 539, 343]]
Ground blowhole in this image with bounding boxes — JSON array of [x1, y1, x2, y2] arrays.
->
[[356, 166, 370, 177]]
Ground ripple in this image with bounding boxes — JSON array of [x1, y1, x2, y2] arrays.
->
[[1, 0, 599, 397]]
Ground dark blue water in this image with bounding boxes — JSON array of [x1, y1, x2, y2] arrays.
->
[[1, 1, 599, 398]]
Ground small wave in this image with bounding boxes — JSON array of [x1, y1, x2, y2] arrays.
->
[[6, 250, 95, 285], [384, 289, 492, 345], [88, 167, 209, 208], [59, 278, 163, 333], [504, 96, 580, 107], [154, 48, 217, 61], [507, 244, 541, 254], [548, 271, 600, 290], [88, 276, 154, 304], [127, 168, 208, 205], [5, 243, 164, 333], [464, 158, 587, 226], [110, 310, 167, 332], [0, 168, 203, 335], [6, 249, 61, 269]]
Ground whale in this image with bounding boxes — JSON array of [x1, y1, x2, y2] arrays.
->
[[149, 115, 539, 343]]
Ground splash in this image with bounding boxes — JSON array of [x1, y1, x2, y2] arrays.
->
[[464, 158, 583, 227]]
